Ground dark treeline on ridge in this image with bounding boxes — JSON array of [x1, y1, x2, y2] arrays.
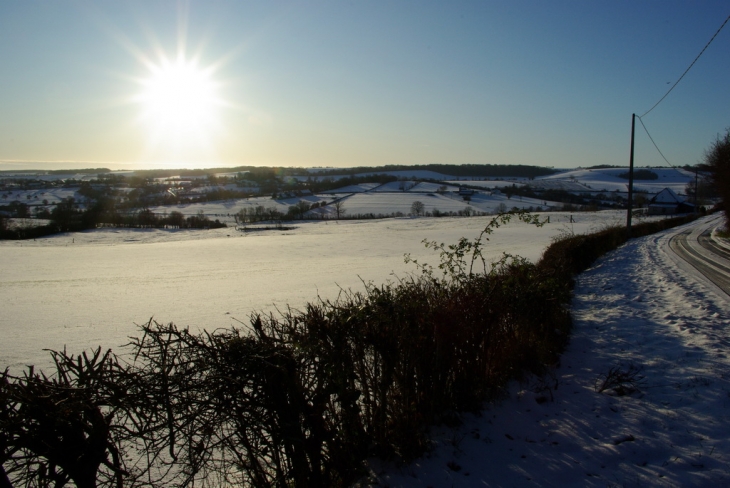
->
[[0, 168, 113, 175], [309, 163, 558, 178], [79, 164, 558, 180]]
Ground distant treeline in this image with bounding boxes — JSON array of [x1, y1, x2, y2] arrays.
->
[[0, 168, 112, 175], [303, 173, 398, 193], [120, 164, 558, 180], [498, 184, 625, 209], [309, 163, 558, 179], [584, 164, 623, 169], [617, 169, 659, 180], [0, 199, 226, 240]]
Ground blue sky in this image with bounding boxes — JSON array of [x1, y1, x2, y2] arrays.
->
[[0, 1, 728, 171]]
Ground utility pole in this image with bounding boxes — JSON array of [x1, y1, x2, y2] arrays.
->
[[626, 113, 636, 238], [694, 166, 699, 213]]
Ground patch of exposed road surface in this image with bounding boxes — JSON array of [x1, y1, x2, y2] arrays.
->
[[668, 214, 730, 297]]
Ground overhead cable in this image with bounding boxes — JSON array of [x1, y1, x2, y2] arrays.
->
[[637, 115, 674, 167], [640, 12, 730, 118]]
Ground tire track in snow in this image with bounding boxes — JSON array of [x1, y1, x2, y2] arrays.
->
[[666, 215, 730, 297]]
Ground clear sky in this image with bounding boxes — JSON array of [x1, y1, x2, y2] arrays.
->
[[1, 1, 728, 171]]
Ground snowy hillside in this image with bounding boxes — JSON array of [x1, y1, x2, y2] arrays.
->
[[537, 167, 694, 194], [319, 182, 382, 193]]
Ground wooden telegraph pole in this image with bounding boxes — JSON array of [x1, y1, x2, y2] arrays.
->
[[626, 113, 636, 238], [694, 166, 699, 213]]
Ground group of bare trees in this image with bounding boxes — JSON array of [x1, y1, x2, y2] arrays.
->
[[234, 200, 349, 224], [706, 128, 730, 225]]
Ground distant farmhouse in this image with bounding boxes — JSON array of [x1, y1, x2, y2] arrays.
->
[[648, 188, 695, 215]]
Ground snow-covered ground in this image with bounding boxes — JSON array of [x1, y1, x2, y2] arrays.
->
[[369, 214, 730, 487], [336, 192, 478, 216], [147, 194, 331, 222], [1, 187, 78, 205], [440, 167, 695, 196], [319, 190, 558, 217], [537, 167, 694, 194], [2, 210, 637, 371], [145, 189, 561, 224], [320, 182, 382, 193], [5, 208, 727, 488]]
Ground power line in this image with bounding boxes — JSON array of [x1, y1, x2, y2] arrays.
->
[[636, 115, 674, 167], [640, 12, 730, 118]]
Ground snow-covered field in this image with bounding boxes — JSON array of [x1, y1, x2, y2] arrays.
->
[[1, 187, 78, 205], [537, 167, 694, 194], [440, 167, 694, 196], [370, 214, 730, 487], [3, 205, 729, 486], [2, 210, 633, 371], [147, 194, 330, 220], [145, 189, 558, 224], [320, 182, 382, 193]]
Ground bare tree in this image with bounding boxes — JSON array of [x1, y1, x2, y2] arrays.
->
[[288, 200, 312, 220], [333, 200, 346, 219], [410, 201, 425, 216]]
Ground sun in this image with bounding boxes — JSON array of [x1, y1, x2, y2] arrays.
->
[[135, 55, 223, 160]]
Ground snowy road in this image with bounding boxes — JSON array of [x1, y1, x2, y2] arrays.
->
[[371, 214, 730, 487], [668, 215, 730, 296]]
